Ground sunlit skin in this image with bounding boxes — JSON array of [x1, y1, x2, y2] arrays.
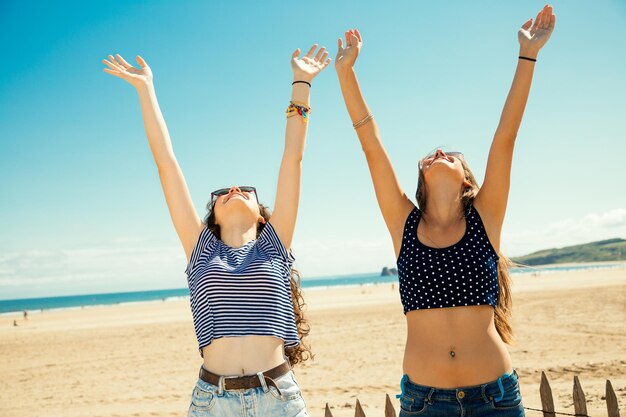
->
[[103, 42, 331, 375], [202, 186, 283, 376], [407, 148, 511, 388], [336, 4, 555, 387], [212, 186, 265, 249]]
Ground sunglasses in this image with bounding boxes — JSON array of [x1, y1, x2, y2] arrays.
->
[[210, 186, 258, 206], [419, 151, 464, 169]]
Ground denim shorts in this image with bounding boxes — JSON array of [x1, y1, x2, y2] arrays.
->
[[187, 368, 309, 417], [397, 368, 525, 417]]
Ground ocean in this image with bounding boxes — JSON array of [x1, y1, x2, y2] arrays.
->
[[1, 262, 624, 314]]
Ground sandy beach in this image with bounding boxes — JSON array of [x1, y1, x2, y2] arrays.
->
[[1, 265, 625, 417]]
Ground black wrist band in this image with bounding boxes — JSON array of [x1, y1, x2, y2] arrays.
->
[[518, 56, 537, 62], [292, 80, 311, 87]]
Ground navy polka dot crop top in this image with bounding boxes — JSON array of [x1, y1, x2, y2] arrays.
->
[[397, 203, 500, 314]]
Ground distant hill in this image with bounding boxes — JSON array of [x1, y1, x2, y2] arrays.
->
[[510, 238, 626, 266]]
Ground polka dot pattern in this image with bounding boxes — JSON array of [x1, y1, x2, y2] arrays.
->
[[397, 204, 500, 314]]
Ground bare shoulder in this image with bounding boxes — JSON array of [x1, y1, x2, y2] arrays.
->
[[390, 198, 418, 259], [183, 222, 208, 264], [472, 196, 502, 254]]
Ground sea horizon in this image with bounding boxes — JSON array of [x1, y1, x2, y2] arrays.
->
[[2, 261, 625, 315]]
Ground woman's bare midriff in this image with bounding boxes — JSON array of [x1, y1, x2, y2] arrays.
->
[[201, 335, 287, 376], [403, 305, 513, 388]]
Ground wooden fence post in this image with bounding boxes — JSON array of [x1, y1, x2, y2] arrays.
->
[[573, 375, 588, 417], [539, 371, 556, 417], [355, 398, 366, 417], [385, 393, 397, 417], [606, 379, 621, 417], [320, 373, 621, 417]]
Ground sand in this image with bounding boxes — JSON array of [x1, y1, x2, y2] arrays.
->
[[1, 265, 625, 417]]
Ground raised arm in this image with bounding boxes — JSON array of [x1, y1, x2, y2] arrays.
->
[[102, 54, 202, 263], [475, 5, 556, 239], [335, 29, 414, 255], [269, 45, 331, 250]]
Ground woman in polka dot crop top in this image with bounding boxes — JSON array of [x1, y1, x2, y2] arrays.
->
[[397, 203, 500, 313], [336, 7, 555, 412]]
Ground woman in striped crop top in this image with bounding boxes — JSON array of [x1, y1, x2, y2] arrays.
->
[[103, 42, 331, 416], [335, 5, 555, 417]]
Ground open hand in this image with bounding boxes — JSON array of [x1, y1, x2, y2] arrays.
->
[[335, 29, 362, 73], [291, 45, 331, 83], [518, 4, 556, 54], [102, 54, 153, 90]]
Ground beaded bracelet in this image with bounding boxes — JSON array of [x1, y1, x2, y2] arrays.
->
[[286, 101, 312, 123]]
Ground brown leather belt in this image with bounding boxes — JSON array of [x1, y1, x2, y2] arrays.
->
[[199, 360, 290, 394]]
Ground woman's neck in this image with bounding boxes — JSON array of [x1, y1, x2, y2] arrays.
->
[[219, 221, 260, 248], [422, 191, 464, 228]]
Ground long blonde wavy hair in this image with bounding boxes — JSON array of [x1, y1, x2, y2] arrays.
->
[[203, 201, 313, 365], [416, 154, 516, 345]]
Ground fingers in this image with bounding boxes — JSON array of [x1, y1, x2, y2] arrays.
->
[[349, 31, 359, 46], [521, 18, 532, 30], [319, 50, 329, 64], [304, 44, 317, 58], [102, 58, 122, 72], [106, 54, 124, 71], [354, 28, 362, 43], [337, 37, 343, 51], [543, 5, 554, 30], [550, 13, 556, 29], [345, 29, 360, 46], [136, 55, 147, 68], [115, 53, 132, 69], [112, 54, 126, 69], [102, 67, 122, 77], [532, 10, 541, 32], [314, 46, 326, 61], [292, 48, 300, 59], [539, 6, 547, 29], [537, 4, 553, 30]]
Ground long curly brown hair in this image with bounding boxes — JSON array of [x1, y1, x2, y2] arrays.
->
[[416, 154, 516, 345], [202, 200, 314, 366]]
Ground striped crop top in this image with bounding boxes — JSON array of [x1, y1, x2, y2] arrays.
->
[[397, 203, 500, 314], [184, 221, 300, 357]]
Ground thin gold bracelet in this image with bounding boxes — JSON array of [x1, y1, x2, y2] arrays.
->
[[353, 113, 374, 129]]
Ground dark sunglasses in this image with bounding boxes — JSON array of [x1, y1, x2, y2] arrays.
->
[[419, 151, 464, 169], [210, 186, 258, 206]]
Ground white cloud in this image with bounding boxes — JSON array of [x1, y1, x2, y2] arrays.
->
[[502, 208, 626, 256], [292, 237, 396, 278], [2, 209, 623, 299], [0, 246, 187, 299]]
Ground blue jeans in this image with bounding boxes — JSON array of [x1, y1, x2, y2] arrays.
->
[[187, 368, 308, 417], [397, 368, 525, 416]]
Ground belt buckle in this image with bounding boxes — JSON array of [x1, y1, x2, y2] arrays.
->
[[222, 374, 244, 390]]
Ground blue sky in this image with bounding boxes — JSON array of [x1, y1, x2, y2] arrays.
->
[[1, 0, 625, 299]]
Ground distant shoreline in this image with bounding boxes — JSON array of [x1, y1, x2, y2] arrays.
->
[[2, 261, 625, 316]]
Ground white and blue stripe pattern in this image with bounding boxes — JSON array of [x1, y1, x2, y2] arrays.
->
[[184, 220, 300, 357]]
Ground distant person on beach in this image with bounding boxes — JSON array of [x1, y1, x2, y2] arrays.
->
[[103, 43, 330, 416], [335, 5, 555, 417], [23, 310, 28, 320]]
